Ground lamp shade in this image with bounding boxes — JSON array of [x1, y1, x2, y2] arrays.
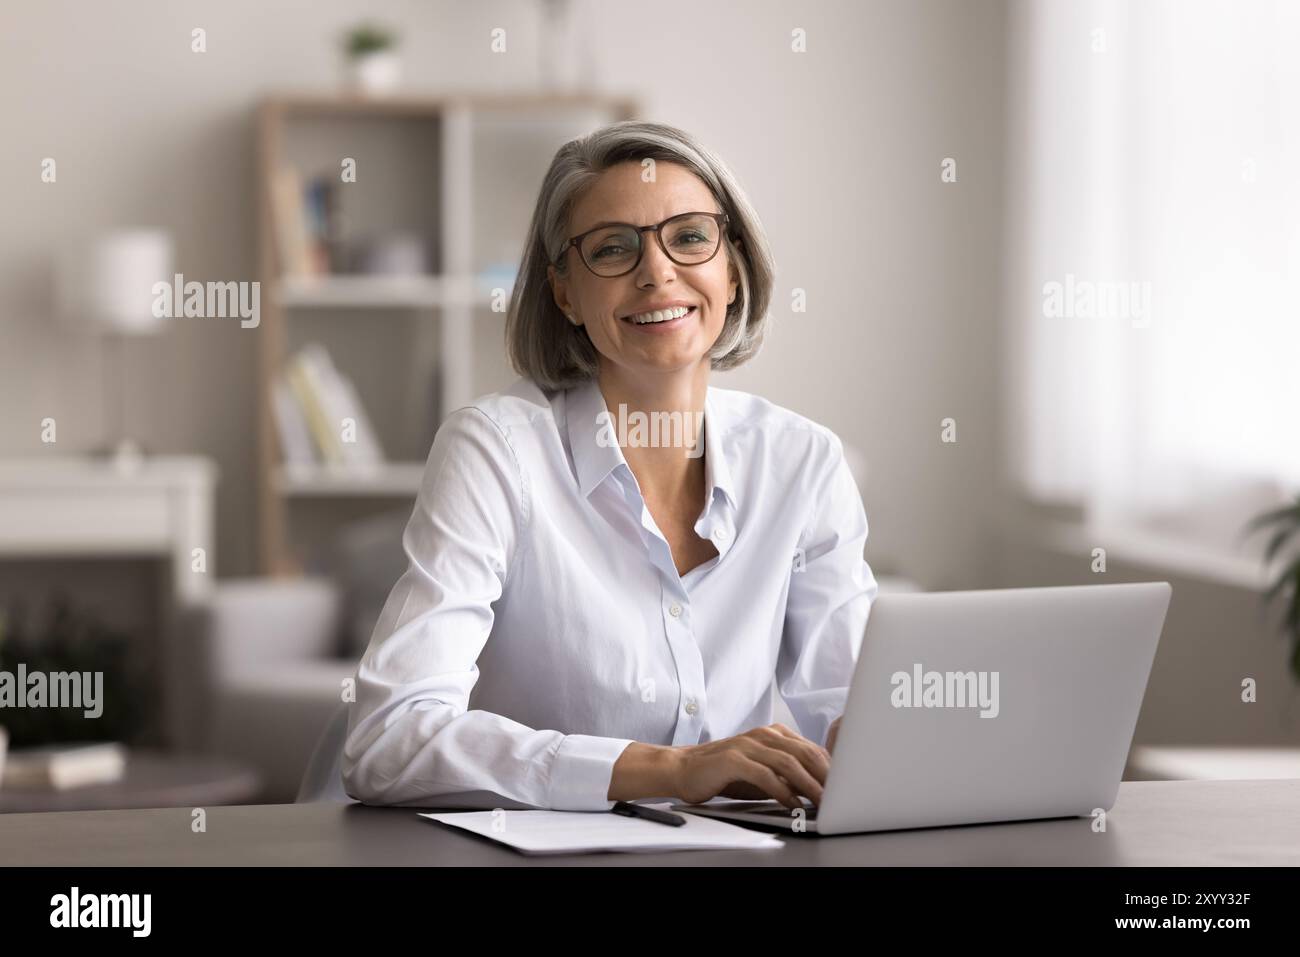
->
[[56, 229, 174, 335]]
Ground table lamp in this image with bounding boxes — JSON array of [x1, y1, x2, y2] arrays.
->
[[55, 229, 174, 470]]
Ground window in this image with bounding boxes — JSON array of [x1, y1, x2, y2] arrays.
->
[[1003, 0, 1300, 555]]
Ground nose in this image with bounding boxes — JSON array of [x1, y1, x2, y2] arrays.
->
[[633, 232, 678, 287]]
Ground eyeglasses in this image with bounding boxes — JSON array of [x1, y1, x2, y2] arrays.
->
[[555, 211, 731, 278]]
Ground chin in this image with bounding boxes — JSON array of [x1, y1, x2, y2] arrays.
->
[[636, 353, 711, 373]]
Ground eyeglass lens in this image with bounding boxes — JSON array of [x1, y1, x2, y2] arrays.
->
[[580, 213, 722, 276]]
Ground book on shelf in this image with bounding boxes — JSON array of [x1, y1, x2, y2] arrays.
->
[[271, 165, 310, 277], [302, 174, 340, 275], [272, 376, 316, 467], [0, 741, 127, 791], [273, 343, 386, 472], [270, 166, 342, 277]]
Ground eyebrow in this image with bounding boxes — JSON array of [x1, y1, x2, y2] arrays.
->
[[575, 211, 721, 233]]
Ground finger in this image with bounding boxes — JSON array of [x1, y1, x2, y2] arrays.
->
[[719, 780, 769, 801], [769, 723, 833, 765], [739, 737, 824, 803], [733, 756, 801, 810], [758, 748, 825, 805], [754, 726, 831, 784]]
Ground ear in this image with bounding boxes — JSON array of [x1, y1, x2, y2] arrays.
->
[[547, 264, 568, 314], [547, 264, 583, 326], [726, 233, 743, 305]]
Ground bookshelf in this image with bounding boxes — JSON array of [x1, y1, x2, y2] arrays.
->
[[272, 461, 428, 497], [276, 274, 491, 309], [256, 92, 637, 574]]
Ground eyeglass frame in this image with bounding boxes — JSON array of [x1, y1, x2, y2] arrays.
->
[[553, 210, 733, 277]]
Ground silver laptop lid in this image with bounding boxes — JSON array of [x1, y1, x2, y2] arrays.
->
[[817, 582, 1171, 835]]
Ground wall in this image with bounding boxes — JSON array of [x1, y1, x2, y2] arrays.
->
[[0, 0, 1007, 587]]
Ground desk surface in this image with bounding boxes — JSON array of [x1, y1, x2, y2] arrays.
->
[[0, 780, 1296, 866]]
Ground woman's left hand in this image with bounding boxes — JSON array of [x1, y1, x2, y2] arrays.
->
[[826, 716, 843, 754]]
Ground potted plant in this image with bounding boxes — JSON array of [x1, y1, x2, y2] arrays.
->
[[1243, 494, 1300, 682], [343, 23, 401, 95]]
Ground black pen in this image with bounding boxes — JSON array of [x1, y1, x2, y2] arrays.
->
[[611, 800, 687, 827]]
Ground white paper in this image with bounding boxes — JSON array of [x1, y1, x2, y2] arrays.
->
[[418, 803, 784, 855]]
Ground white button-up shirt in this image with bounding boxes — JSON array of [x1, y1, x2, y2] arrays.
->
[[342, 376, 878, 811]]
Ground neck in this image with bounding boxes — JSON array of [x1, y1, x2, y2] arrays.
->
[[596, 362, 709, 498]]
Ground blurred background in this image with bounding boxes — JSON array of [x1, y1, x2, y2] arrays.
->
[[0, 0, 1297, 809]]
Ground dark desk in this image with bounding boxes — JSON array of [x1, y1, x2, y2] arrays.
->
[[0, 780, 1296, 866]]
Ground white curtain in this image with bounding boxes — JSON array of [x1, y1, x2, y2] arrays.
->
[[1003, 0, 1300, 547]]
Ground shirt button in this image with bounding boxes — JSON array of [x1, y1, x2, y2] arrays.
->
[[712, 527, 729, 541], [668, 602, 683, 618], [685, 699, 699, 715]]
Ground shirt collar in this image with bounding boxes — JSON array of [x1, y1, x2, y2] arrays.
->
[[702, 387, 737, 510], [563, 378, 737, 509], [566, 377, 627, 498]]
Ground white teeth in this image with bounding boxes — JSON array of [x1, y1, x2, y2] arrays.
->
[[627, 306, 691, 324]]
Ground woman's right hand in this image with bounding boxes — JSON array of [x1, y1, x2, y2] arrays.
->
[[670, 724, 831, 809]]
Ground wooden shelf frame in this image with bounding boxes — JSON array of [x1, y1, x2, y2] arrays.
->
[[254, 91, 637, 574]]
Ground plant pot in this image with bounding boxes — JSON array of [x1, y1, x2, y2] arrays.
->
[[346, 51, 401, 95]]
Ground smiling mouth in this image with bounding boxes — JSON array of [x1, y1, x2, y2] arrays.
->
[[620, 305, 697, 325]]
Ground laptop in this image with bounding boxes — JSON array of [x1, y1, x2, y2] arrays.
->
[[671, 581, 1172, 835]]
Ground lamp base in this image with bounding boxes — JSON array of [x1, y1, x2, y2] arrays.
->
[[89, 438, 148, 474]]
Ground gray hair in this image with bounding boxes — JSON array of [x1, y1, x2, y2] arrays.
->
[[505, 120, 775, 390]]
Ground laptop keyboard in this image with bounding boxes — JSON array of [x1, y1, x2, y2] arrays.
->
[[684, 799, 818, 819]]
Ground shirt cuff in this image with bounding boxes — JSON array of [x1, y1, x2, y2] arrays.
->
[[546, 734, 636, 811], [801, 688, 849, 747]]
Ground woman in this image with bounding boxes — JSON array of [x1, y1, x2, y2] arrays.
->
[[341, 121, 878, 812]]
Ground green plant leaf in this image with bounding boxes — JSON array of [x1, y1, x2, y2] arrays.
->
[[1262, 524, 1300, 564], [1263, 561, 1292, 603], [1242, 498, 1300, 536], [344, 22, 396, 56]]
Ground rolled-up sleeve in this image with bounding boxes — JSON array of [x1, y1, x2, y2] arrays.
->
[[776, 432, 879, 749], [340, 406, 635, 811]]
